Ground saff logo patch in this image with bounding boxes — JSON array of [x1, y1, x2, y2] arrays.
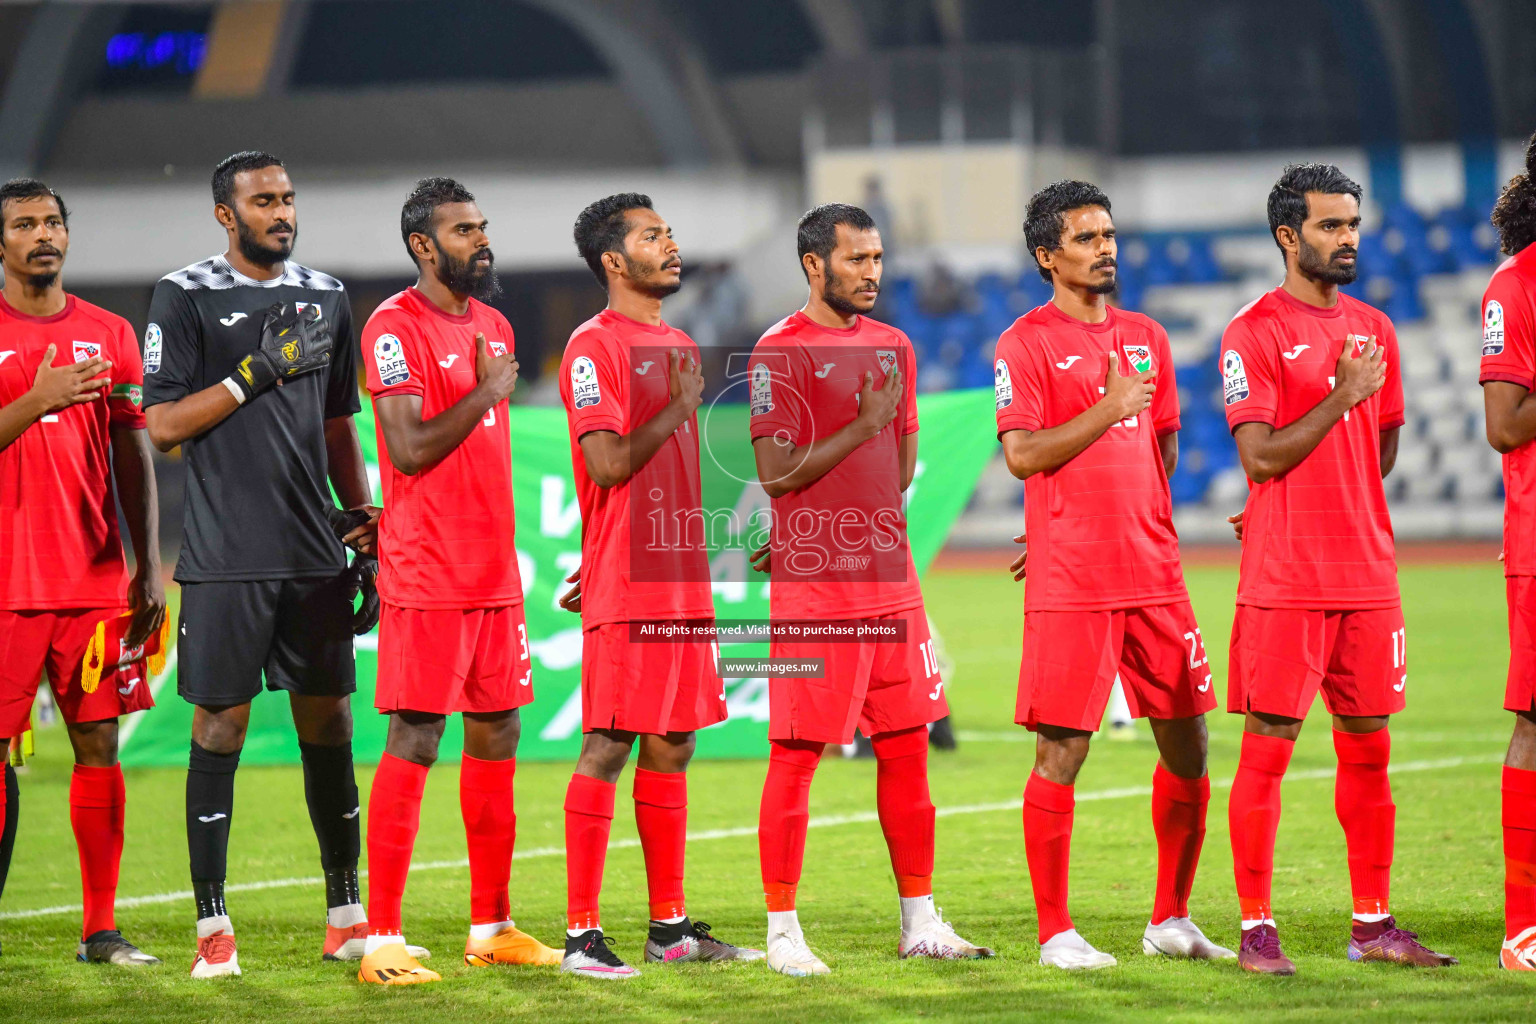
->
[[750, 362, 774, 416], [143, 323, 163, 374], [73, 340, 102, 363], [571, 355, 601, 409], [374, 334, 410, 387], [1123, 344, 1152, 374], [1222, 349, 1249, 405], [994, 358, 1013, 410], [1485, 300, 1506, 356]]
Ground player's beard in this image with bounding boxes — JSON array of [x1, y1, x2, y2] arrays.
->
[[233, 212, 294, 269], [624, 254, 682, 299], [1087, 265, 1118, 296], [822, 265, 877, 317], [437, 247, 502, 301], [1298, 237, 1358, 285], [17, 244, 63, 291]]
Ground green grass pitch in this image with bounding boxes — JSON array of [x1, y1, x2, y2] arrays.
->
[[2, 562, 1534, 1022]]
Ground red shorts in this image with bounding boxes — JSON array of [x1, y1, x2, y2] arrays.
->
[[375, 603, 535, 715], [769, 607, 948, 744], [1016, 601, 1216, 732], [1506, 577, 1536, 713], [581, 620, 726, 735], [1227, 604, 1407, 719], [0, 608, 155, 738]]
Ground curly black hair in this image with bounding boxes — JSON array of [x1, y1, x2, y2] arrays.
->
[[0, 178, 68, 226], [1023, 180, 1111, 283], [1266, 163, 1362, 260], [400, 176, 477, 263], [1492, 131, 1536, 257], [573, 192, 654, 288]]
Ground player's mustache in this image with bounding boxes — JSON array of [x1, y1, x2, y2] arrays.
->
[[267, 222, 293, 235], [27, 245, 61, 260], [473, 248, 494, 267], [1093, 258, 1117, 271], [662, 257, 681, 271], [1331, 247, 1358, 261]]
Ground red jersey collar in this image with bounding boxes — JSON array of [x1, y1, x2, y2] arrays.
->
[[405, 286, 475, 325], [1272, 284, 1345, 319], [0, 292, 75, 325], [788, 309, 866, 336], [599, 308, 673, 335], [1042, 299, 1117, 334]]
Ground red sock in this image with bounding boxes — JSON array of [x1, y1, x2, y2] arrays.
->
[[460, 754, 515, 927], [871, 727, 934, 898], [1504, 765, 1536, 939], [366, 753, 428, 935], [1151, 763, 1209, 923], [758, 740, 822, 912], [1023, 773, 1074, 943], [70, 764, 125, 939], [565, 773, 615, 932], [634, 768, 687, 921], [1229, 732, 1293, 924], [1333, 729, 1394, 917]]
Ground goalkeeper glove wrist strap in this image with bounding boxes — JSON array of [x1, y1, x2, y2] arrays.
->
[[221, 375, 249, 406]]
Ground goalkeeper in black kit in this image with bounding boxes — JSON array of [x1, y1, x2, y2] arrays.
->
[[141, 151, 395, 977]]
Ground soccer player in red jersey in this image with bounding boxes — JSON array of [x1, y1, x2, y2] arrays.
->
[[355, 178, 560, 985], [994, 181, 1229, 970], [749, 204, 991, 976], [557, 193, 761, 978], [1480, 132, 1536, 972], [0, 178, 165, 965], [1221, 164, 1455, 974]]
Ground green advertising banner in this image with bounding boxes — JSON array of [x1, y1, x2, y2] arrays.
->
[[122, 388, 997, 766]]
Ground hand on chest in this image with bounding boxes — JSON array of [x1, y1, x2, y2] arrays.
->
[[1273, 332, 1375, 404], [802, 347, 900, 413]]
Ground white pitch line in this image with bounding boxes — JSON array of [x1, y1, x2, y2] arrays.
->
[[0, 754, 1499, 922]]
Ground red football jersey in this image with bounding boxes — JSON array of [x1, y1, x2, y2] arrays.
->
[[1480, 244, 1536, 576], [1221, 287, 1405, 609], [994, 302, 1187, 611], [748, 311, 922, 621], [361, 287, 522, 609], [558, 309, 714, 630], [0, 294, 145, 610]]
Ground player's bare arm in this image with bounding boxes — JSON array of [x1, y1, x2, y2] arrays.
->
[[110, 425, 166, 647], [322, 415, 378, 555], [375, 332, 517, 477], [899, 424, 918, 491], [752, 367, 902, 498], [999, 353, 1153, 480], [578, 347, 700, 488], [1159, 431, 1178, 477], [1485, 380, 1536, 453], [143, 380, 240, 451], [1232, 338, 1384, 483], [0, 344, 112, 450], [1380, 425, 1400, 477]]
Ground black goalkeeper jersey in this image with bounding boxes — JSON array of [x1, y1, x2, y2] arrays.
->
[[142, 255, 361, 582]]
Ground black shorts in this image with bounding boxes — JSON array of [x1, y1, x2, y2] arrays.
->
[[177, 576, 357, 706]]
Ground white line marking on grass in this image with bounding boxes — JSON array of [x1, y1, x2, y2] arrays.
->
[[0, 754, 1499, 922]]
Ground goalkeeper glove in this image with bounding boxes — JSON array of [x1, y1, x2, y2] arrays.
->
[[325, 505, 381, 635], [224, 301, 334, 403]]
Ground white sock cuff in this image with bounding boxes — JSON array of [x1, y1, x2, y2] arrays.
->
[[196, 914, 233, 939], [470, 920, 515, 940], [327, 903, 366, 929]]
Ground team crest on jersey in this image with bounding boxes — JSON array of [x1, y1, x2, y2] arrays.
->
[[571, 355, 601, 409], [876, 349, 898, 375], [750, 362, 774, 416], [1123, 344, 1152, 374], [1485, 299, 1506, 356], [994, 358, 1013, 410], [72, 340, 102, 364], [1222, 349, 1249, 405], [374, 333, 410, 387], [1347, 333, 1372, 355], [143, 323, 163, 374], [489, 339, 508, 358]]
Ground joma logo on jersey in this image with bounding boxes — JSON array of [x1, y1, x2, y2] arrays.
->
[[1122, 345, 1152, 373], [72, 341, 102, 363]]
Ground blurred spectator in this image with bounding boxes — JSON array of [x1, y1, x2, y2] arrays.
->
[[918, 260, 970, 317], [863, 175, 896, 259]]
